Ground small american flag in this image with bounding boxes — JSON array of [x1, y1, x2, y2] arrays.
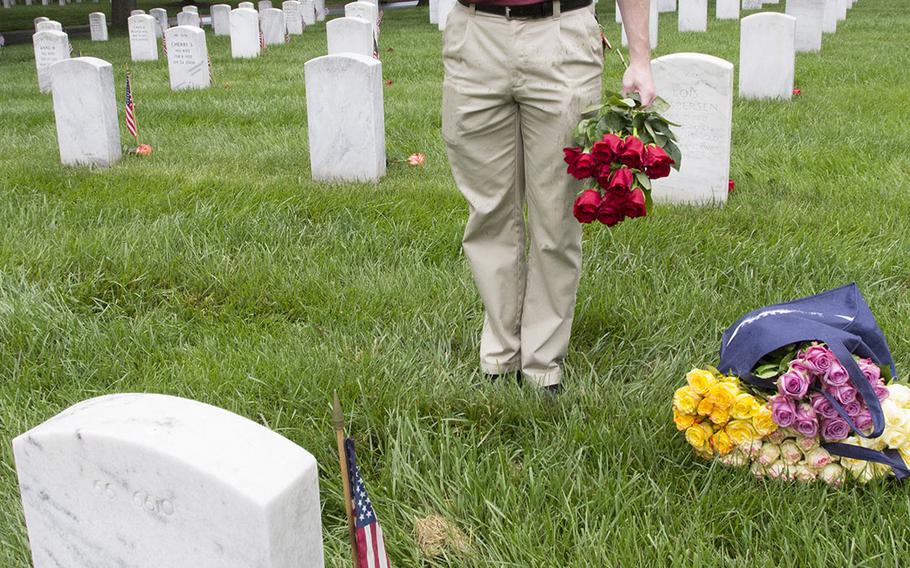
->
[[259, 31, 266, 52], [124, 69, 138, 142], [161, 36, 167, 57], [345, 438, 391, 568]]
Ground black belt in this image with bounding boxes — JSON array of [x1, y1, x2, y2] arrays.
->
[[457, 0, 593, 19]]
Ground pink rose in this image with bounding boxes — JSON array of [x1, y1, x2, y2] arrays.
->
[[796, 435, 819, 452], [824, 361, 850, 387], [803, 345, 835, 375], [831, 385, 857, 405], [858, 359, 881, 383], [874, 383, 890, 402], [805, 447, 832, 469], [794, 403, 819, 438], [789, 359, 815, 379], [778, 370, 810, 399], [810, 392, 839, 420], [843, 401, 862, 417], [821, 417, 851, 442], [771, 395, 797, 427]]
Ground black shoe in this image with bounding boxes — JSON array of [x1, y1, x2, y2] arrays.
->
[[542, 383, 563, 395], [485, 371, 522, 384]]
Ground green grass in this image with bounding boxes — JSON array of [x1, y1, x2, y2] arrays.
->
[[3, 1, 910, 566]]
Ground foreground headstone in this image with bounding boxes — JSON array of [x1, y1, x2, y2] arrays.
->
[[212, 3, 231, 35], [650, 53, 733, 205], [177, 10, 201, 27], [260, 8, 285, 45], [33, 30, 69, 93], [284, 1, 304, 35], [166, 26, 211, 91], [739, 13, 796, 100], [301, 0, 316, 25], [230, 7, 261, 58], [622, 0, 658, 48], [128, 14, 158, 61], [822, 0, 837, 33], [786, 0, 824, 52], [150, 7, 168, 37], [678, 0, 707, 32], [89, 11, 107, 41], [13, 394, 325, 568], [305, 53, 385, 182], [48, 57, 120, 167], [438, 0, 456, 30], [327, 17, 373, 57], [36, 19, 63, 32], [716, 0, 739, 19]]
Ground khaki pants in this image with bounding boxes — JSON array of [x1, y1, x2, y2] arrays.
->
[[442, 2, 604, 387]]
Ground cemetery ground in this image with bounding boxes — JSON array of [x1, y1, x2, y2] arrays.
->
[[2, 1, 910, 566]]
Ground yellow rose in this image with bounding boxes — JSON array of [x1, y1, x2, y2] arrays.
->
[[673, 387, 701, 415], [883, 424, 910, 450], [697, 397, 714, 417], [685, 422, 713, 450], [731, 393, 761, 420], [725, 419, 758, 445], [686, 369, 717, 396], [674, 409, 697, 431], [752, 404, 778, 436], [710, 430, 735, 456], [705, 381, 738, 410], [709, 406, 730, 426]]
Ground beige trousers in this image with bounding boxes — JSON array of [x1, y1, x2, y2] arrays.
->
[[442, 2, 604, 387]]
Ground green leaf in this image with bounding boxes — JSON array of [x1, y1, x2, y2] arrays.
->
[[664, 140, 682, 170], [753, 364, 781, 379], [644, 188, 653, 214], [634, 171, 651, 190], [648, 96, 670, 114]]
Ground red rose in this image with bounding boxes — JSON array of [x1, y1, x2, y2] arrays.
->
[[622, 188, 647, 219], [591, 133, 624, 165], [618, 136, 645, 169], [573, 189, 602, 224], [642, 145, 674, 179], [606, 167, 633, 192], [594, 164, 612, 190], [728, 179, 735, 193], [563, 146, 582, 167], [568, 152, 596, 179], [596, 193, 626, 227]]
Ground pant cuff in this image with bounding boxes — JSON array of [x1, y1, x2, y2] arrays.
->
[[481, 361, 520, 376], [522, 369, 562, 388]]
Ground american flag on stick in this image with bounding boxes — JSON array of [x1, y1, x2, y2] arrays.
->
[[162, 36, 167, 57], [124, 68, 138, 142], [345, 438, 391, 568], [259, 31, 266, 52]]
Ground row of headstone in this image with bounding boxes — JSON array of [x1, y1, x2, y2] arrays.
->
[[5, 0, 99, 6]]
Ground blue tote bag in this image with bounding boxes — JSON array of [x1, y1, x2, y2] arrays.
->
[[717, 284, 909, 480]]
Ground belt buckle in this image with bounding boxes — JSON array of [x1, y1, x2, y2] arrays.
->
[[504, 5, 511, 19]]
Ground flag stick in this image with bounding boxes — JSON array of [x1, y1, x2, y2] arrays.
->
[[333, 392, 359, 568]]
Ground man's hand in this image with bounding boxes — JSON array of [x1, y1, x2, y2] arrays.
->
[[622, 62, 656, 107]]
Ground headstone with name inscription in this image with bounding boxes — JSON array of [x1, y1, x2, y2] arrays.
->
[[678, 0, 707, 32], [89, 12, 108, 41], [283, 1, 304, 35], [13, 394, 325, 568], [212, 4, 231, 35], [305, 53, 385, 182], [48, 57, 121, 167], [327, 16, 373, 57], [128, 14, 158, 61], [650, 53, 734, 205], [716, 0, 739, 19], [32, 29, 69, 93], [166, 26, 211, 91], [36, 20, 63, 32], [260, 8, 285, 45], [230, 7, 261, 58], [33, 17, 49, 31], [739, 12, 796, 100], [785, 0, 824, 52], [150, 7, 168, 38]]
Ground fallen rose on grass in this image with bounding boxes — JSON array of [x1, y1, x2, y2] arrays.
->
[[135, 144, 153, 156], [407, 153, 425, 166]]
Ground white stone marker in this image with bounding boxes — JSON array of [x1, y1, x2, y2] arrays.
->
[[678, 0, 707, 32], [230, 7, 261, 58], [166, 25, 211, 91], [327, 17, 373, 57], [33, 30, 69, 93], [183, 5, 198, 13], [822, 0, 837, 33], [36, 19, 63, 32], [742, 0, 763, 8], [346, 1, 378, 25], [301, 0, 316, 25], [58, 0, 65, 5], [837, 0, 846, 20], [48, 57, 120, 167], [260, 8, 286, 45], [739, 13, 796, 100], [650, 53, 734, 205], [258, 0, 273, 10], [42, 0, 49, 5], [430, 0, 439, 24], [128, 14, 158, 61], [212, 4, 231, 35], [622, 0, 658, 48], [786, 0, 824, 52], [438, 0, 456, 30], [716, 0, 739, 19], [615, 1, 622, 23], [89, 11, 108, 41], [315, 0, 326, 21], [659, 0, 677, 12], [150, 7, 168, 37], [305, 53, 385, 182], [13, 394, 325, 568], [284, 1, 304, 34], [177, 10, 201, 27], [33, 16, 49, 31], [238, 1, 255, 8], [130, 9, 145, 15]]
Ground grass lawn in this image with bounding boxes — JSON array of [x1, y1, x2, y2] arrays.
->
[[3, 1, 910, 566]]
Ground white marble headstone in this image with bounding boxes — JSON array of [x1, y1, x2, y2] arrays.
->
[[837, 0, 846, 20], [89, 11, 107, 41], [315, 0, 325, 21], [437, 0, 456, 30], [238, 1, 255, 8], [130, 8, 145, 15], [42, 0, 48, 5], [429, 0, 439, 24], [32, 29, 69, 93], [345, 1, 378, 25], [301, 0, 316, 25], [742, 0, 763, 8], [48, 57, 120, 167], [230, 7, 261, 58], [716, 0, 739, 19], [327, 16, 373, 57], [283, 1, 304, 35], [177, 10, 201, 28], [678, 0, 707, 32], [258, 0, 273, 10], [785, 0, 824, 52], [166, 25, 211, 91], [659, 0, 677, 12], [739, 12, 796, 100], [650, 53, 734, 205], [13, 394, 325, 568], [128, 14, 158, 61], [150, 7, 168, 38], [822, 0, 837, 33], [622, 0, 658, 48], [36, 19, 63, 32], [33, 16, 49, 31], [305, 53, 386, 182], [183, 5, 198, 13], [212, 4, 231, 35], [260, 8, 285, 45]]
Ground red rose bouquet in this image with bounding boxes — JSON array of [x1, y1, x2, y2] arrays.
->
[[564, 92, 681, 227]]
